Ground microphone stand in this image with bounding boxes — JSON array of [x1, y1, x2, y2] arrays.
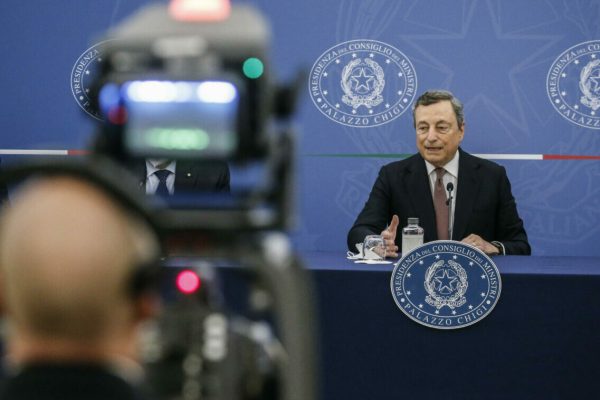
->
[[446, 182, 454, 240]]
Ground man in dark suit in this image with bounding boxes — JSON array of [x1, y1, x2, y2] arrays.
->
[[0, 176, 160, 399], [138, 158, 230, 195], [348, 90, 530, 256]]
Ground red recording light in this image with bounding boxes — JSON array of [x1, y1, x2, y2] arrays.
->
[[176, 270, 201, 294], [107, 106, 127, 125], [169, 0, 231, 22]]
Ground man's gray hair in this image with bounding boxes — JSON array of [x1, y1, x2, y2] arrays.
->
[[412, 90, 464, 127]]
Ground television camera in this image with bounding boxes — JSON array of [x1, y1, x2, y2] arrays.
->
[[0, 1, 316, 400]]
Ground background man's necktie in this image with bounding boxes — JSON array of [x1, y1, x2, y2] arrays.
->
[[433, 167, 449, 240], [154, 169, 171, 197]]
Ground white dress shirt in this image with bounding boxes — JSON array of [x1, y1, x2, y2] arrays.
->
[[145, 159, 176, 195]]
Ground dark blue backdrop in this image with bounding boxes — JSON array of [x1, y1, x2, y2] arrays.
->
[[1, 0, 599, 256]]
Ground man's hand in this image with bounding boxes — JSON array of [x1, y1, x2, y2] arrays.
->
[[461, 234, 499, 255], [381, 215, 400, 258]]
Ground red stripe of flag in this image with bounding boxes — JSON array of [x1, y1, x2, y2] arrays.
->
[[67, 149, 89, 156], [544, 154, 600, 160]]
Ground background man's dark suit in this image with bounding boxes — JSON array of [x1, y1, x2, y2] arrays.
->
[[136, 160, 230, 193], [348, 148, 530, 255]]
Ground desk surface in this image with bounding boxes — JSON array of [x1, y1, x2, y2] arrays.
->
[[302, 251, 600, 275]]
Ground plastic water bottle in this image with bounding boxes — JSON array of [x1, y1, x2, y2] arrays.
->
[[401, 217, 424, 255]]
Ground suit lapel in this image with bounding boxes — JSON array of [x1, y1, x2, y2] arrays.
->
[[174, 161, 195, 192], [453, 149, 481, 240], [134, 161, 148, 192], [405, 155, 437, 241]]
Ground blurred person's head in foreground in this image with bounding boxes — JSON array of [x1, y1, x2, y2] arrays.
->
[[0, 175, 160, 367]]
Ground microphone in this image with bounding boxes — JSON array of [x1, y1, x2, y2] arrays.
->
[[445, 182, 454, 205], [446, 182, 454, 239]]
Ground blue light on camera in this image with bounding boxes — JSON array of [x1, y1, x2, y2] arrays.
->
[[99, 83, 121, 113]]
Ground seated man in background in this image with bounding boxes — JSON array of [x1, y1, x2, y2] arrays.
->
[[0, 176, 160, 399], [348, 90, 530, 257], [139, 158, 230, 196]]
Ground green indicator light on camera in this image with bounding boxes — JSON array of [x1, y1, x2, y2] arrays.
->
[[242, 57, 264, 79]]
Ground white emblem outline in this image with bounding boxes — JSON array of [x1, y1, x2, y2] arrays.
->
[[308, 39, 417, 128], [70, 39, 116, 120], [546, 39, 600, 130], [390, 241, 502, 330]]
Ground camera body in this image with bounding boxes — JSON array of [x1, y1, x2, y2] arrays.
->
[[0, 3, 316, 400], [87, 4, 315, 400], [94, 3, 273, 163], [89, 2, 300, 235]]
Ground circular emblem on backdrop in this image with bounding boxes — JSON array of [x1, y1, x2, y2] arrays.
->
[[390, 241, 502, 330], [70, 40, 114, 120], [308, 39, 417, 128], [547, 40, 600, 129]]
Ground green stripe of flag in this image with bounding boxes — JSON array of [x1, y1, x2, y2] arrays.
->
[[305, 153, 412, 159]]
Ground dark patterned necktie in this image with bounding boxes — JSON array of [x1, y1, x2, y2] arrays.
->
[[154, 169, 171, 197], [433, 167, 449, 240]]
